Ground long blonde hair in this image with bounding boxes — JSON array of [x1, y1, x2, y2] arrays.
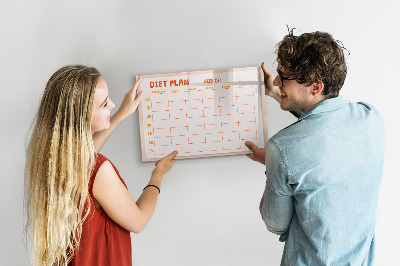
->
[[25, 65, 101, 265]]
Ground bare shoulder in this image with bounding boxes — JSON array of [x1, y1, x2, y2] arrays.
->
[[93, 160, 126, 199], [96, 160, 117, 179]]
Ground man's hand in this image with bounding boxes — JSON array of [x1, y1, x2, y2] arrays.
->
[[245, 141, 266, 165], [261, 62, 281, 103]]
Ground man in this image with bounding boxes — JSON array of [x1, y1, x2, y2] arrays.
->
[[245, 31, 385, 265]]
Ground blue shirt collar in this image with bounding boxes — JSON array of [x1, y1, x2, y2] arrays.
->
[[298, 95, 350, 121]]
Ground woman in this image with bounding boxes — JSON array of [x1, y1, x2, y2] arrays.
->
[[25, 65, 177, 265]]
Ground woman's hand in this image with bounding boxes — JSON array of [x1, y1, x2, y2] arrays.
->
[[115, 76, 144, 120], [261, 62, 281, 103], [152, 151, 178, 177], [92, 77, 144, 152]]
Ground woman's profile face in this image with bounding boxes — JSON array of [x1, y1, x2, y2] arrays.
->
[[91, 77, 115, 133]]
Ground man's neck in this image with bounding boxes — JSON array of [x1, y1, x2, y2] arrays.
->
[[301, 95, 327, 113]]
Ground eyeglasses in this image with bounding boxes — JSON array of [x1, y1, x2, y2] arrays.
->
[[277, 70, 297, 86]]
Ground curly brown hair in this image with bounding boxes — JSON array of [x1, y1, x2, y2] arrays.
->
[[277, 30, 348, 98]]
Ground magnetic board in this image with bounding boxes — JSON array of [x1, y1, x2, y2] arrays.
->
[[137, 67, 267, 161]]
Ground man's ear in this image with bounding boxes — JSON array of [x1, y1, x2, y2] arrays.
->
[[312, 82, 324, 96]]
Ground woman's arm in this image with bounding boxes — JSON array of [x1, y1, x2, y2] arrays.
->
[[93, 76, 143, 152], [93, 150, 178, 233]]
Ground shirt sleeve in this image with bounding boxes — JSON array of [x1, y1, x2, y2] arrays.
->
[[260, 139, 294, 241]]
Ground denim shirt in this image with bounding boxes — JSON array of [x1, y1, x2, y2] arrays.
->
[[260, 96, 385, 266]]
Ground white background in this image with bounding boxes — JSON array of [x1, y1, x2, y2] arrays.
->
[[1, 0, 399, 265]]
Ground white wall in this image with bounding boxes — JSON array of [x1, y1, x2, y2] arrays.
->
[[1, 0, 399, 265]]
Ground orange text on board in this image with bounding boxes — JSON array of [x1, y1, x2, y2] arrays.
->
[[150, 79, 189, 88]]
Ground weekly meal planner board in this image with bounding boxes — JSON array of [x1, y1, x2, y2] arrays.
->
[[137, 67, 267, 161]]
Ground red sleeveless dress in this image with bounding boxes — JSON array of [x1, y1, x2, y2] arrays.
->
[[69, 153, 132, 266]]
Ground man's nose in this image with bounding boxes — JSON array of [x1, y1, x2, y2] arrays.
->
[[273, 75, 280, 87]]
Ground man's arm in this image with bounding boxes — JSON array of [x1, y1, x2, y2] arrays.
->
[[260, 141, 294, 240], [260, 184, 293, 238], [245, 139, 294, 239]]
